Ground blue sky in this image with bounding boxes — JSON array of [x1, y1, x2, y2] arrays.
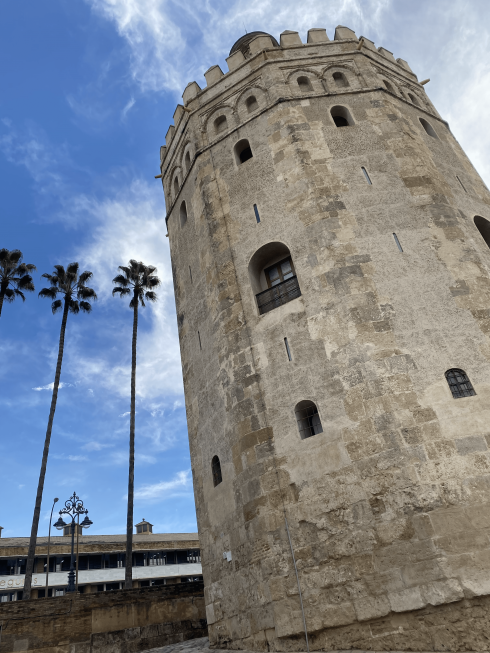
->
[[1, 0, 489, 538]]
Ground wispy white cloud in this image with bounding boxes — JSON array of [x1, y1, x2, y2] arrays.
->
[[82, 441, 115, 451], [121, 96, 136, 121], [134, 469, 192, 501], [32, 381, 72, 391], [85, 0, 389, 94]]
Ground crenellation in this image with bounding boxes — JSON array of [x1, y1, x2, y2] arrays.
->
[[173, 104, 185, 126], [279, 30, 303, 47], [183, 81, 201, 106], [226, 49, 246, 72], [334, 25, 358, 41], [378, 46, 397, 63], [165, 124, 175, 149], [205, 65, 224, 87], [307, 28, 330, 44], [249, 36, 275, 58]]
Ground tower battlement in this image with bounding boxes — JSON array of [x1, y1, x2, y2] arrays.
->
[[160, 26, 490, 652], [160, 26, 420, 171]]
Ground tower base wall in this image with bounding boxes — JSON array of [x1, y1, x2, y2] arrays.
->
[[210, 595, 490, 652]]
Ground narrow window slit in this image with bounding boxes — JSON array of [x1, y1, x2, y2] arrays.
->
[[456, 176, 467, 193], [189, 266, 193, 283], [361, 167, 372, 185], [393, 233, 403, 252], [284, 337, 292, 361], [198, 331, 202, 350], [253, 204, 260, 223]]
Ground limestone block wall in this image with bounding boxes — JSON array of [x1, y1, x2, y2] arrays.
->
[[161, 26, 490, 652], [0, 582, 206, 653]]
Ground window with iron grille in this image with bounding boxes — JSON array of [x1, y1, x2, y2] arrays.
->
[[445, 369, 476, 399], [212, 455, 222, 486], [295, 401, 323, 439]]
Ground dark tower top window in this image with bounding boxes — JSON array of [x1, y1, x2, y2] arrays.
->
[[212, 455, 222, 487], [332, 71, 348, 87], [235, 139, 253, 164], [295, 401, 323, 439], [331, 105, 353, 127], [474, 216, 490, 248], [445, 369, 476, 399]]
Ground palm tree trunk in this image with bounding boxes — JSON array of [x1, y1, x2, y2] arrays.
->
[[125, 298, 138, 589], [0, 282, 7, 317], [24, 298, 70, 600]]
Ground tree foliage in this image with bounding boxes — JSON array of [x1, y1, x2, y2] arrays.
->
[[39, 262, 97, 314], [112, 259, 160, 306], [0, 248, 36, 315]]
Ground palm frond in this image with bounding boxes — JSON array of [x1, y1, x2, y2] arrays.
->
[[0, 249, 9, 263], [14, 288, 26, 301], [51, 299, 63, 314], [4, 288, 15, 303], [16, 275, 35, 291], [39, 287, 58, 300], [66, 262, 79, 276], [112, 274, 129, 287], [112, 287, 131, 297], [130, 296, 141, 308], [78, 270, 93, 285], [69, 300, 80, 314], [117, 266, 131, 279], [8, 250, 22, 265], [145, 291, 157, 302], [146, 276, 161, 289], [79, 301, 92, 313], [25, 263, 36, 272], [77, 286, 97, 301], [53, 265, 66, 278]]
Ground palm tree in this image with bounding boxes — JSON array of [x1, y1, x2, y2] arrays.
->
[[113, 260, 160, 589], [0, 248, 36, 317], [23, 263, 97, 600]]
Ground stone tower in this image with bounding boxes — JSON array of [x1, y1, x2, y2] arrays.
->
[[159, 26, 490, 651]]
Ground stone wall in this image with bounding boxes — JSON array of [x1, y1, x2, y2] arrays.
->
[[0, 582, 206, 653], [162, 25, 490, 652]]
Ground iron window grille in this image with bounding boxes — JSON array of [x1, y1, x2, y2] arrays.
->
[[445, 369, 476, 399], [295, 402, 323, 439]]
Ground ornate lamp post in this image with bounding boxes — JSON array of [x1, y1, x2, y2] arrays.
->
[[53, 492, 93, 593]]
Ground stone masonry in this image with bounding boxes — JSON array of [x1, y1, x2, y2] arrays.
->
[[160, 26, 490, 651]]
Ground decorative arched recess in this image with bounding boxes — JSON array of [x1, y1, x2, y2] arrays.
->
[[204, 105, 236, 142], [181, 141, 195, 175], [322, 62, 363, 91], [286, 69, 322, 95], [235, 85, 268, 121], [171, 167, 182, 201], [248, 241, 301, 315]]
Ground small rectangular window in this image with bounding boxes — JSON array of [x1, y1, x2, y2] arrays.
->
[[284, 337, 292, 361], [393, 233, 403, 252], [361, 167, 372, 185], [253, 204, 260, 223], [189, 266, 193, 283], [198, 331, 202, 350], [456, 175, 467, 193]]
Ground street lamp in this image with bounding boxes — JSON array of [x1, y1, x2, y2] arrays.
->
[[54, 492, 92, 593]]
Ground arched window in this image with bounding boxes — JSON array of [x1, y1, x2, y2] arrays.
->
[[419, 118, 438, 138], [173, 176, 179, 197], [184, 151, 191, 173], [297, 76, 312, 93], [295, 400, 323, 439], [248, 242, 301, 315], [214, 115, 227, 134], [408, 93, 420, 106], [332, 71, 348, 87], [383, 80, 395, 93], [234, 139, 253, 165], [246, 96, 258, 113], [180, 200, 188, 227], [445, 369, 476, 399], [211, 455, 222, 486], [474, 216, 490, 249], [330, 105, 353, 127]]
